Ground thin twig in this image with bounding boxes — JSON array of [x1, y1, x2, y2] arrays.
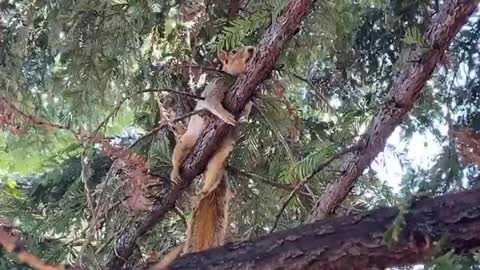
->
[[173, 207, 188, 228], [228, 166, 311, 198], [91, 89, 203, 138], [141, 89, 204, 100], [79, 149, 96, 265], [129, 109, 205, 150], [0, 97, 72, 133], [291, 73, 335, 113], [269, 145, 362, 233], [113, 217, 134, 265], [252, 102, 296, 163], [95, 229, 118, 256], [179, 63, 232, 77], [0, 226, 71, 270]]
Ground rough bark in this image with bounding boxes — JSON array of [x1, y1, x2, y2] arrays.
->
[[181, 0, 317, 182], [105, 1, 317, 268], [306, 0, 480, 223], [134, 189, 480, 270], [228, 0, 242, 18]]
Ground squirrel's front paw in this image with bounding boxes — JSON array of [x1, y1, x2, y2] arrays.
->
[[199, 183, 218, 197], [220, 112, 237, 126], [170, 170, 182, 186]]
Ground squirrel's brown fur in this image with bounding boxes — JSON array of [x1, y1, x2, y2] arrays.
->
[[152, 46, 255, 270], [170, 46, 255, 187], [185, 175, 232, 252]]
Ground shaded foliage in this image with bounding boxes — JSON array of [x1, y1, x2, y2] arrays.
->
[[0, 0, 479, 269]]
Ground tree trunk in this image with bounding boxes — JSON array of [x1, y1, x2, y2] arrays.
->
[[105, 1, 318, 268], [136, 189, 480, 270], [306, 0, 480, 223]]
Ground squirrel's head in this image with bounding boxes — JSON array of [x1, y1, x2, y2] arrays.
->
[[217, 46, 255, 76]]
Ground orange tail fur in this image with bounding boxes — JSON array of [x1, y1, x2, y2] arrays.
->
[[151, 176, 232, 270], [184, 176, 232, 252]]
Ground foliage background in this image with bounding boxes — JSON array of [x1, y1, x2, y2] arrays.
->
[[0, 0, 479, 269]]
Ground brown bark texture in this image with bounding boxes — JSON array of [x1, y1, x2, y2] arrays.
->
[[136, 189, 480, 270], [306, 0, 480, 223], [228, 0, 242, 18], [106, 1, 317, 268], [181, 0, 317, 184]]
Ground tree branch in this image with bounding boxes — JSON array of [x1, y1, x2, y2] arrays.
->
[[228, 166, 311, 198], [135, 188, 480, 270], [291, 73, 334, 113], [0, 226, 73, 270], [228, 0, 241, 18], [105, 1, 318, 268], [142, 89, 204, 100], [270, 145, 362, 233], [306, 0, 480, 223], [128, 109, 205, 150], [180, 0, 317, 190]]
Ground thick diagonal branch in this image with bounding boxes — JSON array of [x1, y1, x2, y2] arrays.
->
[[105, 1, 318, 268], [180, 0, 317, 182], [136, 189, 480, 270], [306, 0, 480, 223]]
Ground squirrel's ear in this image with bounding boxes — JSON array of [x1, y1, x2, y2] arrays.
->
[[217, 49, 228, 64]]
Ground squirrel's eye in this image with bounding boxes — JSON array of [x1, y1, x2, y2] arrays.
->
[[230, 49, 237, 55]]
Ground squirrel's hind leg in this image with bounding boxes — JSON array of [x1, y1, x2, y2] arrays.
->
[[200, 129, 237, 196], [171, 114, 206, 185]]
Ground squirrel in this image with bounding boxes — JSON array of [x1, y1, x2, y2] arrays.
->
[[152, 46, 255, 270], [170, 46, 255, 187]]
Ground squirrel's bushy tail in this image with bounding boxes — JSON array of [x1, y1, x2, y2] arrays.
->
[[185, 175, 232, 252], [152, 176, 232, 270]]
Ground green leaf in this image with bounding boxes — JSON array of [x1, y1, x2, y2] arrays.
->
[[403, 27, 427, 47]]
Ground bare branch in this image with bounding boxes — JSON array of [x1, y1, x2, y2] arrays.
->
[[178, 63, 232, 77], [306, 0, 480, 223], [291, 73, 334, 113], [228, 166, 311, 198], [0, 226, 76, 270], [141, 89, 204, 101], [128, 109, 205, 150]]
